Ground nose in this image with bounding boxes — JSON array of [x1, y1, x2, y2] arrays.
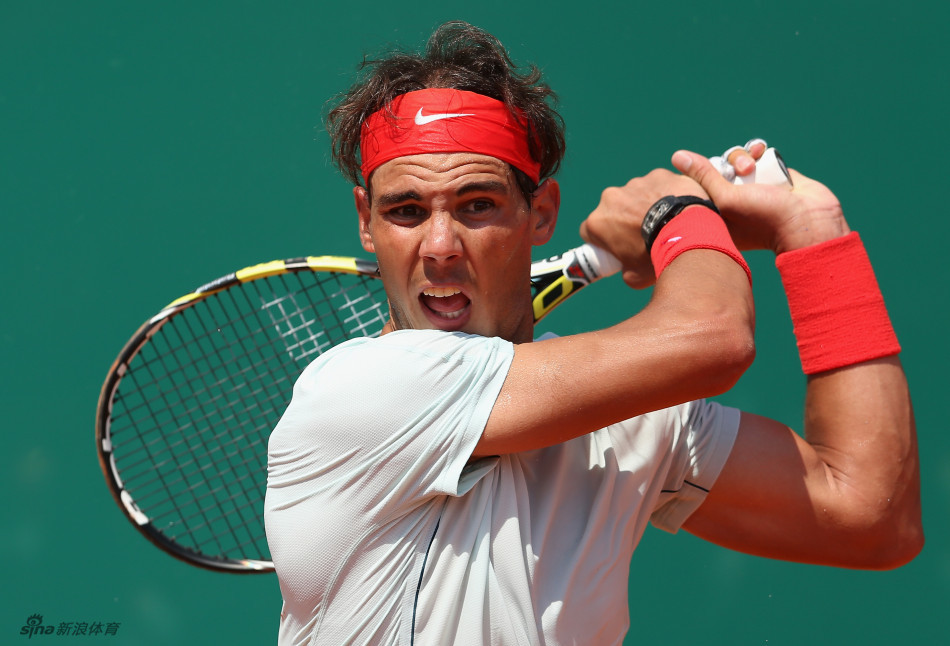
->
[[419, 211, 462, 263]]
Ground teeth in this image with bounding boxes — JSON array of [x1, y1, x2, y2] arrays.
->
[[422, 286, 461, 298]]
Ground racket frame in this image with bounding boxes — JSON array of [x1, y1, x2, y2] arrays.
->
[[96, 255, 380, 573]]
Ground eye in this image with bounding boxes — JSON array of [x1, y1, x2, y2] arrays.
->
[[386, 204, 426, 222], [461, 198, 496, 216]]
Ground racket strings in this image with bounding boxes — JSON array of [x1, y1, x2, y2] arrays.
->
[[114, 306, 272, 559], [119, 279, 307, 557], [106, 268, 389, 566], [266, 270, 388, 361]]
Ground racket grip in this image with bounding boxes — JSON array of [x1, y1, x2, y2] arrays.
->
[[577, 243, 623, 278]]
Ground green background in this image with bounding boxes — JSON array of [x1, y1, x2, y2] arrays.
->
[[3, 1, 947, 643]]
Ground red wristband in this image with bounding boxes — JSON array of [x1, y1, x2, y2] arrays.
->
[[650, 205, 751, 283], [776, 232, 900, 374]]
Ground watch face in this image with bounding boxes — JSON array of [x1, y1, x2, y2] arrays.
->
[[643, 198, 674, 232], [642, 196, 715, 249]]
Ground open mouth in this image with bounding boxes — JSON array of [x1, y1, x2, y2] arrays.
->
[[420, 286, 471, 321]]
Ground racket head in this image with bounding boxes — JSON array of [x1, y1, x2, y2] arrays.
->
[[96, 256, 386, 573]]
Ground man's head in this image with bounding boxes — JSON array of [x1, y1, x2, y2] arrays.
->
[[326, 21, 566, 200], [327, 22, 564, 342]]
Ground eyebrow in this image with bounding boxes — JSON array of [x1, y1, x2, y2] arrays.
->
[[373, 180, 510, 208], [456, 180, 509, 197], [374, 190, 423, 208]]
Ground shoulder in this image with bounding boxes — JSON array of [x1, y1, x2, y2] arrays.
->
[[269, 330, 515, 485], [311, 330, 513, 372], [291, 330, 514, 397], [374, 329, 514, 358]]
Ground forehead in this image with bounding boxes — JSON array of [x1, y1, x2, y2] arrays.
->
[[368, 152, 516, 194]]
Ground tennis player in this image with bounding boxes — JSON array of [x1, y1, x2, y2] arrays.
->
[[264, 21, 921, 645]]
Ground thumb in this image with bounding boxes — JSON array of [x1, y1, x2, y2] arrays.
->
[[671, 150, 729, 202]]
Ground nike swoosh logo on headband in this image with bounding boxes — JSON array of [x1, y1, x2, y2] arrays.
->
[[414, 108, 475, 125]]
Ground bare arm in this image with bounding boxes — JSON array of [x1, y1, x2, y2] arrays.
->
[[474, 171, 756, 457], [686, 359, 919, 569], [677, 151, 922, 568]]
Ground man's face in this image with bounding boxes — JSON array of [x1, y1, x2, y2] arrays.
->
[[355, 152, 558, 343]]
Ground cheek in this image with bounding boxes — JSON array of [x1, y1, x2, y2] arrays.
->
[[478, 242, 532, 297], [492, 229, 534, 268], [364, 221, 404, 263], [373, 239, 416, 294]]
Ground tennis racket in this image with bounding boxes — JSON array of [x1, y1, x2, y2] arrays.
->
[[96, 146, 791, 573]]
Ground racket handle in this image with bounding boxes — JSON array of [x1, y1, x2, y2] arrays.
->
[[575, 242, 623, 279], [585, 146, 792, 276]]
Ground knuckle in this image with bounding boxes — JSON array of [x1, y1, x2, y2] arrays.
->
[[599, 185, 627, 208], [644, 168, 673, 181]]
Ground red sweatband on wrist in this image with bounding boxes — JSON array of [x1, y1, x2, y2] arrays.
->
[[650, 205, 751, 283], [776, 231, 900, 375]]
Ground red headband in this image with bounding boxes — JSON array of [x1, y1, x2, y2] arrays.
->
[[359, 88, 541, 184]]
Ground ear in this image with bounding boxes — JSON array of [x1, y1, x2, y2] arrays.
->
[[354, 186, 375, 253], [529, 178, 559, 246]]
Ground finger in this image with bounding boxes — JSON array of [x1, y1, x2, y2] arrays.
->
[[578, 220, 593, 245], [734, 152, 756, 176], [744, 138, 767, 159], [722, 139, 769, 177], [707, 155, 736, 182], [671, 150, 732, 202], [726, 147, 756, 176]]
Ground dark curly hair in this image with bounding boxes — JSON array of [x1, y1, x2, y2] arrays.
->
[[325, 22, 566, 200]]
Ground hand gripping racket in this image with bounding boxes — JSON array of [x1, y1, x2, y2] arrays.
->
[[96, 147, 790, 573]]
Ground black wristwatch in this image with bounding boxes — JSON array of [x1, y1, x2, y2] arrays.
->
[[641, 195, 719, 251]]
